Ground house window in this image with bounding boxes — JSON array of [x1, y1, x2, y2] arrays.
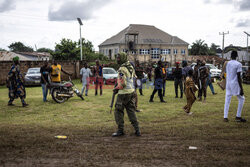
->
[[105, 49, 108, 55], [140, 49, 150, 55], [151, 48, 160, 59], [174, 49, 178, 54], [115, 48, 118, 54], [161, 49, 171, 55], [181, 49, 185, 55]]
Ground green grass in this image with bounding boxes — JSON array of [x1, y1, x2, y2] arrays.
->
[[0, 81, 249, 166]]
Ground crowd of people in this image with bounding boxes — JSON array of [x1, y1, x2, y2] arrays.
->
[[6, 50, 247, 137]]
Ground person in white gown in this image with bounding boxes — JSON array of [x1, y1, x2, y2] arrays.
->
[[80, 63, 92, 96], [223, 51, 246, 122]]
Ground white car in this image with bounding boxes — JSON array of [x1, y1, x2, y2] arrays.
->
[[103, 67, 118, 85], [191, 63, 221, 78]]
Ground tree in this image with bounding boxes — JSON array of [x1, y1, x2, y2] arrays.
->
[[53, 38, 79, 60], [0, 48, 6, 51], [189, 39, 209, 55], [8, 42, 33, 52], [52, 38, 105, 61], [209, 43, 220, 55], [37, 47, 54, 53]]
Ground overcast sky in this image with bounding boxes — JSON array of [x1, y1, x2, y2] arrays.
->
[[0, 0, 249, 51]]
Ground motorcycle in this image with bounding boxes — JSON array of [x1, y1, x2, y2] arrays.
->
[[48, 77, 84, 103]]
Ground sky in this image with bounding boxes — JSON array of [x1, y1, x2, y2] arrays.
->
[[0, 0, 250, 51]]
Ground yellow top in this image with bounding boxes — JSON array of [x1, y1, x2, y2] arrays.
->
[[51, 64, 62, 82], [117, 62, 135, 94]]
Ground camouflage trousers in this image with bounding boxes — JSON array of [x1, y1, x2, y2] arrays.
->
[[114, 91, 139, 132]]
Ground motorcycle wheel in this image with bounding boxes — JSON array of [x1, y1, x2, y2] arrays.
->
[[52, 88, 67, 103]]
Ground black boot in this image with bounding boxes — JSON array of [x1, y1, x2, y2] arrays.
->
[[149, 95, 154, 102], [135, 130, 141, 137], [112, 130, 125, 137], [95, 90, 97, 96], [139, 89, 143, 96]]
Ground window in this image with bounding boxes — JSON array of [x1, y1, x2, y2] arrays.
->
[[140, 49, 150, 55], [174, 49, 178, 54], [151, 48, 160, 59], [115, 48, 118, 54], [105, 49, 108, 55], [181, 49, 185, 55], [161, 49, 171, 55]]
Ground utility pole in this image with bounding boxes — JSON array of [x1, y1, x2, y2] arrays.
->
[[244, 31, 250, 63], [219, 31, 229, 59], [77, 18, 83, 61]]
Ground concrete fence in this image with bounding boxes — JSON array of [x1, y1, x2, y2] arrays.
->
[[0, 61, 86, 85]]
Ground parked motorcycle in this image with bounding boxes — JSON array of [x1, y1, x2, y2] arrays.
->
[[48, 77, 84, 103]]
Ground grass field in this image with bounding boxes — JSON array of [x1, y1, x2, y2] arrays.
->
[[0, 81, 249, 167]]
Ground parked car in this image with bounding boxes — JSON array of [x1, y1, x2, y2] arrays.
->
[[166, 67, 175, 80], [103, 67, 118, 85], [24, 68, 41, 86], [191, 63, 221, 78]]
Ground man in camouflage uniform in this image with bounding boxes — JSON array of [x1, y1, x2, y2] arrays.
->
[[112, 54, 141, 137], [197, 61, 209, 102]]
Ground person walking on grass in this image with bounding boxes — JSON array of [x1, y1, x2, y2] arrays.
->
[[80, 63, 92, 96], [149, 61, 166, 103], [94, 60, 103, 96], [6, 56, 28, 107], [206, 67, 217, 95], [135, 60, 144, 96], [223, 51, 246, 122], [173, 62, 183, 98], [40, 61, 52, 102], [112, 54, 141, 137], [183, 70, 197, 115], [197, 61, 209, 102]]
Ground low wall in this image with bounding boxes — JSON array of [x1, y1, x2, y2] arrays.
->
[[0, 61, 87, 85]]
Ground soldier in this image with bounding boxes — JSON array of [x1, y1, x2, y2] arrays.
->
[[149, 61, 166, 103], [112, 54, 141, 137], [173, 62, 183, 98], [197, 61, 209, 102]]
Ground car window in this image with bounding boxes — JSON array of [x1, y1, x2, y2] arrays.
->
[[27, 69, 40, 74], [103, 69, 117, 74], [207, 64, 217, 69], [167, 68, 172, 72]]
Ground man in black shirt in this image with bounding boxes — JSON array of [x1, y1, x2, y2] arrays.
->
[[149, 61, 166, 103], [135, 60, 144, 96], [173, 62, 183, 98], [40, 61, 52, 102]]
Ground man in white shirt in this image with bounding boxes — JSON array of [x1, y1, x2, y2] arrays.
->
[[80, 63, 92, 96], [224, 51, 246, 122]]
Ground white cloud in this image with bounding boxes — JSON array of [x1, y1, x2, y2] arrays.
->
[[48, 0, 112, 21], [0, 0, 16, 12]]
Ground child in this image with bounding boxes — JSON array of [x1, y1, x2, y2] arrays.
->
[[183, 70, 198, 115]]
